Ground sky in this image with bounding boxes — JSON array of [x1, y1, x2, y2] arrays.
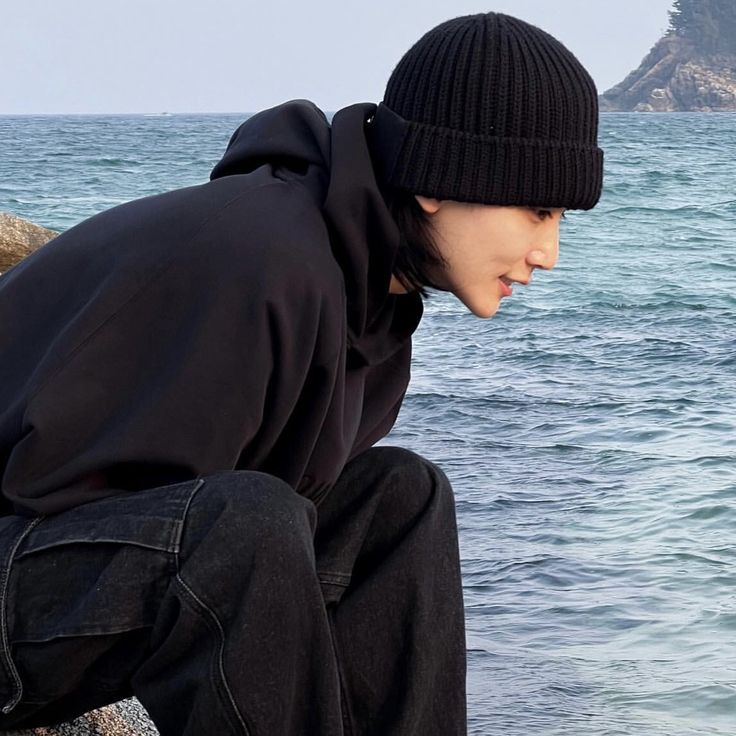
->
[[2, 0, 675, 114]]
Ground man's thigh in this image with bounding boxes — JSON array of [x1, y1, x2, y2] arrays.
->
[[0, 479, 203, 730]]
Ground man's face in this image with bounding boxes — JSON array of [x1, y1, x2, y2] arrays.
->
[[417, 197, 564, 318]]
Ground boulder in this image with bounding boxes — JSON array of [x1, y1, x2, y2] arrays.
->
[[8, 698, 158, 736], [0, 212, 58, 273]]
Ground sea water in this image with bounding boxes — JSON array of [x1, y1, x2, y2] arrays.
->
[[1, 112, 734, 735]]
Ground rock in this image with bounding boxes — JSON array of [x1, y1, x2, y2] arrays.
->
[[600, 35, 736, 112], [0, 212, 58, 273], [7, 698, 158, 736]]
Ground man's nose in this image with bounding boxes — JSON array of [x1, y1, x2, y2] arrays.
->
[[527, 235, 559, 271]]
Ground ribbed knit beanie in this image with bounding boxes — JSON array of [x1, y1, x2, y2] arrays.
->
[[369, 13, 603, 210]]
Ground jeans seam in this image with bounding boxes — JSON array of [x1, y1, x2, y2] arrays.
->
[[328, 608, 355, 736], [173, 572, 253, 736], [16, 538, 182, 558], [11, 623, 156, 644], [169, 478, 205, 555], [171, 476, 253, 734], [0, 517, 43, 714]]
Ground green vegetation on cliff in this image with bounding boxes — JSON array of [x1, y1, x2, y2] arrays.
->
[[600, 0, 736, 111], [668, 0, 736, 54]]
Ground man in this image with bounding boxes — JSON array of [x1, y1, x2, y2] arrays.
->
[[0, 13, 602, 735]]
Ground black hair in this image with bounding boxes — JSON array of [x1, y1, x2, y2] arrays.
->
[[389, 190, 446, 297]]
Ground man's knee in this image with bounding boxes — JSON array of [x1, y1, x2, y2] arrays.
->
[[178, 471, 317, 575], [348, 446, 456, 520]]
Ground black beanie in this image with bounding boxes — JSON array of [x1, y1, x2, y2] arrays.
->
[[369, 13, 603, 210]]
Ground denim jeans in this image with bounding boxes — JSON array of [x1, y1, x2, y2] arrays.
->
[[0, 447, 466, 735]]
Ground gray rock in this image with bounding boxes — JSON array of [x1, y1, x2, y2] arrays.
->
[[5, 698, 158, 736], [600, 36, 736, 112], [0, 212, 58, 273]]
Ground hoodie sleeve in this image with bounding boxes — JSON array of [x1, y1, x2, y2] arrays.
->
[[2, 184, 344, 515]]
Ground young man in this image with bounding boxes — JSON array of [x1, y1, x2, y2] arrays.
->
[[0, 12, 602, 736]]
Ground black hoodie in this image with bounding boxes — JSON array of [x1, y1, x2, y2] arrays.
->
[[0, 101, 423, 516]]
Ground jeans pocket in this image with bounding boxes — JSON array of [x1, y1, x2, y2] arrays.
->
[[17, 478, 204, 558], [0, 479, 203, 712], [9, 479, 204, 642], [0, 516, 43, 713]]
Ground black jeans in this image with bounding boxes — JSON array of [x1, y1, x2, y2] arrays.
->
[[0, 447, 466, 735]]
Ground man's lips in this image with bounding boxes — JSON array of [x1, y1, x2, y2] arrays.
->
[[499, 276, 530, 297]]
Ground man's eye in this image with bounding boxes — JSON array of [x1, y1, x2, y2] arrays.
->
[[535, 209, 566, 221]]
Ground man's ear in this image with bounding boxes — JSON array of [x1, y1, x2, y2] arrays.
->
[[414, 195, 442, 214]]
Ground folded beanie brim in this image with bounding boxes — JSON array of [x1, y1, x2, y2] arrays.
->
[[370, 103, 603, 211]]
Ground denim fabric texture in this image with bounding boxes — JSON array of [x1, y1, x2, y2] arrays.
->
[[0, 447, 467, 735]]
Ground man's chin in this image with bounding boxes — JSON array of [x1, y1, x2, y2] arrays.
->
[[460, 295, 501, 319]]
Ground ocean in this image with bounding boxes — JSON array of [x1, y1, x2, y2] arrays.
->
[[1, 112, 734, 735]]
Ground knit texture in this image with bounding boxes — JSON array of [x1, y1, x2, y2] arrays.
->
[[371, 13, 604, 210]]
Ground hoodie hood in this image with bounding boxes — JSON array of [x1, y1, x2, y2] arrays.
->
[[210, 100, 331, 190], [210, 100, 422, 365]]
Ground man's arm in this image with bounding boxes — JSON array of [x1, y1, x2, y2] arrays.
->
[[3, 189, 343, 515]]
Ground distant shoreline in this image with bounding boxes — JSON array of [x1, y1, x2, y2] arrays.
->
[[3, 110, 736, 118]]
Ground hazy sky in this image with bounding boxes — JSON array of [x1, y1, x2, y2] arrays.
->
[[3, 0, 675, 114]]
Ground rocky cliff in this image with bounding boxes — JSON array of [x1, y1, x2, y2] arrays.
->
[[600, 34, 736, 111]]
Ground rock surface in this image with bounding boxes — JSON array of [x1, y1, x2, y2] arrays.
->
[[600, 35, 736, 111], [0, 212, 58, 272], [6, 698, 158, 736]]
